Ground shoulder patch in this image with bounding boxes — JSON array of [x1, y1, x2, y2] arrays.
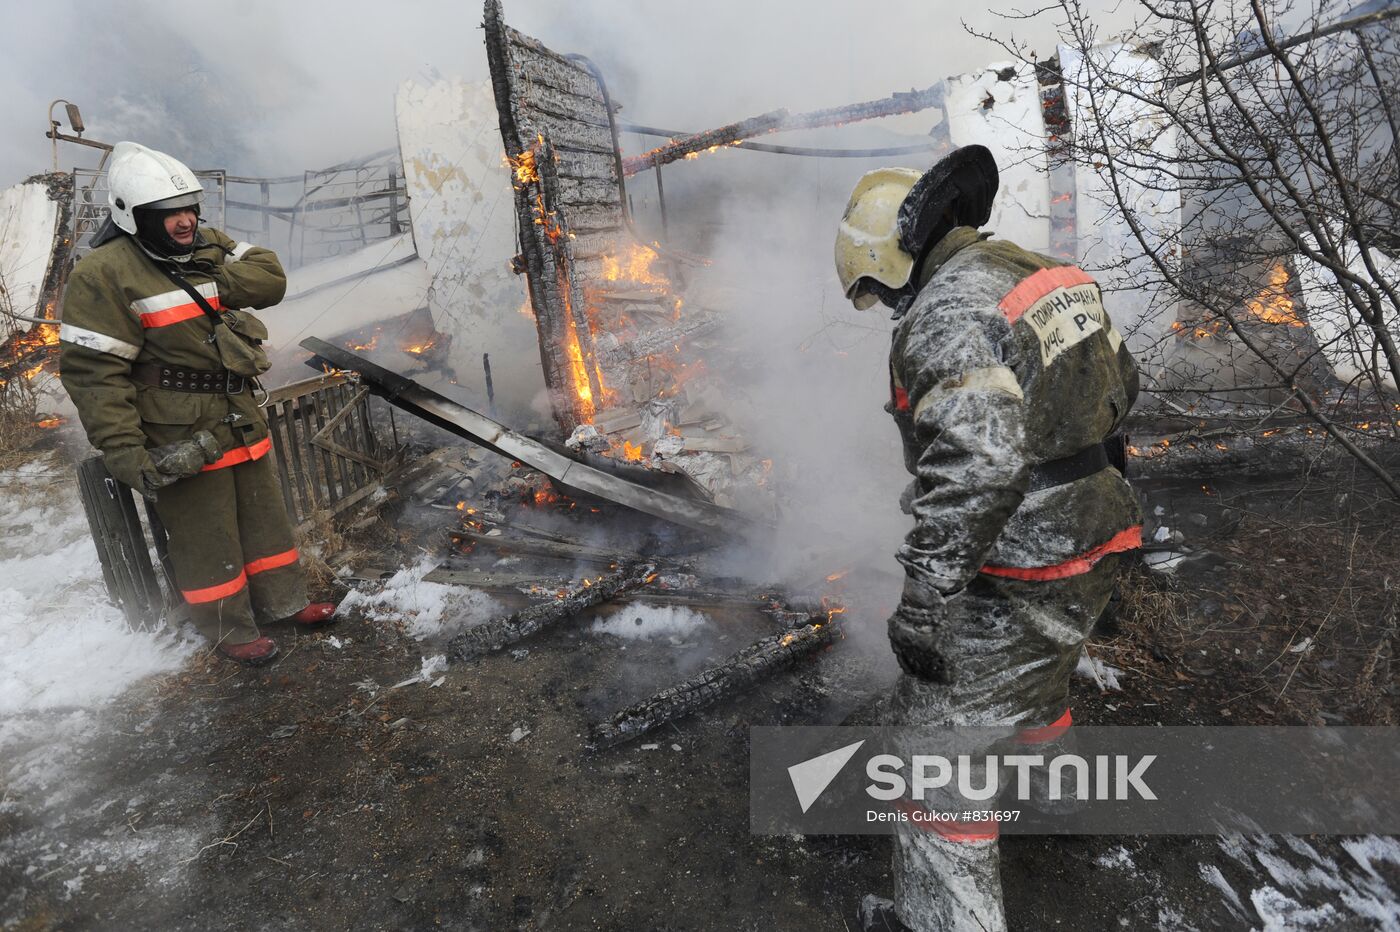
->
[[998, 266, 1107, 365]]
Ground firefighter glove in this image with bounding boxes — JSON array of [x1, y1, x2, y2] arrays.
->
[[888, 584, 952, 683], [148, 430, 221, 480]]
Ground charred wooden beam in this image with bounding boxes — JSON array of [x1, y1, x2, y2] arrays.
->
[[486, 0, 593, 431], [1126, 424, 1400, 479], [588, 617, 842, 750], [299, 339, 754, 536], [448, 562, 657, 662], [621, 109, 789, 175], [620, 84, 945, 176]]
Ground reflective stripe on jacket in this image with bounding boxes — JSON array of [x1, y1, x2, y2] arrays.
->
[[57, 227, 286, 465]]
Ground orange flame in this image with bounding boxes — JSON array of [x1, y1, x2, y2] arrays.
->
[[1246, 262, 1306, 327], [601, 243, 666, 287]]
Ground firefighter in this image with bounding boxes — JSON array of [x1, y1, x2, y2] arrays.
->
[[59, 142, 335, 666], [835, 147, 1142, 932]]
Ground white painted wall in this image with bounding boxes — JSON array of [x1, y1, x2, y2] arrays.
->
[[394, 78, 544, 422], [0, 181, 59, 319], [943, 61, 1052, 253]]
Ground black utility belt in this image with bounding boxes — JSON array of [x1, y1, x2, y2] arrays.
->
[[1027, 442, 1110, 492], [132, 362, 246, 394]]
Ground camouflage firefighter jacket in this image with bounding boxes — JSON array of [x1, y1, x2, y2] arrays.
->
[[58, 227, 286, 489], [888, 227, 1141, 606]]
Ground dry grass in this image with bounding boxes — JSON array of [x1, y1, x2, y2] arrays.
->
[[1107, 497, 1400, 725], [0, 372, 43, 471]]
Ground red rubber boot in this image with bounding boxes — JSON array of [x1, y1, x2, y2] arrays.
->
[[219, 637, 279, 666], [288, 602, 338, 627]]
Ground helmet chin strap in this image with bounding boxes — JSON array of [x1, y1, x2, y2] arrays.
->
[[890, 292, 916, 321], [860, 278, 917, 320]]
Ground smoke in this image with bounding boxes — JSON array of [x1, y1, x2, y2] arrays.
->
[[0, 1, 1125, 184], [0, 0, 1125, 601]]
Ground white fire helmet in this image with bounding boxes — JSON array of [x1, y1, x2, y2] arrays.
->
[[834, 167, 922, 310], [106, 141, 204, 234]]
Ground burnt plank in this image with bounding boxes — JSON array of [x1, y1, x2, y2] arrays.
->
[[557, 176, 622, 207]]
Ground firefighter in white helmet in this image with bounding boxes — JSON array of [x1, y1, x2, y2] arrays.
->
[[836, 146, 1142, 932], [59, 142, 336, 665]]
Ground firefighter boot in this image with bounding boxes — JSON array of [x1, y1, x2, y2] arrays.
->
[[287, 602, 338, 627], [219, 636, 279, 666]]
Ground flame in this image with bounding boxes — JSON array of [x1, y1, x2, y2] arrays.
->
[[518, 299, 536, 321], [345, 331, 380, 352], [35, 415, 64, 429], [533, 487, 560, 506], [601, 243, 666, 287], [826, 570, 849, 583], [1171, 319, 1226, 340], [622, 440, 644, 462], [681, 142, 736, 161], [402, 337, 436, 355], [1246, 262, 1306, 327], [510, 148, 540, 187], [562, 317, 596, 419], [820, 594, 847, 622]]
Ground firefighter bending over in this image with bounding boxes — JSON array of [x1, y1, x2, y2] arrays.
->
[[59, 142, 336, 666], [834, 146, 1141, 932]]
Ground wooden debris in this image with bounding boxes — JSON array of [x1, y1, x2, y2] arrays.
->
[[620, 85, 945, 176], [588, 617, 841, 750], [448, 562, 657, 662]]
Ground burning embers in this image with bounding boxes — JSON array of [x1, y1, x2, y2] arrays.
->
[[336, 311, 447, 366], [1172, 260, 1308, 342], [600, 242, 667, 291], [1245, 261, 1305, 328], [0, 317, 60, 386]]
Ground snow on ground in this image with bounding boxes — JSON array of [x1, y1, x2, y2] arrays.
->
[[0, 452, 202, 903], [1205, 834, 1400, 931], [589, 603, 710, 641], [335, 555, 502, 642], [0, 453, 193, 720], [1074, 651, 1124, 691]]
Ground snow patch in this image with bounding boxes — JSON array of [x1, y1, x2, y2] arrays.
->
[[1198, 864, 1248, 919], [590, 603, 709, 641], [1250, 887, 1339, 930], [1096, 845, 1135, 870], [1075, 652, 1123, 691], [1221, 834, 1400, 930], [0, 457, 194, 718], [334, 556, 503, 641]]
